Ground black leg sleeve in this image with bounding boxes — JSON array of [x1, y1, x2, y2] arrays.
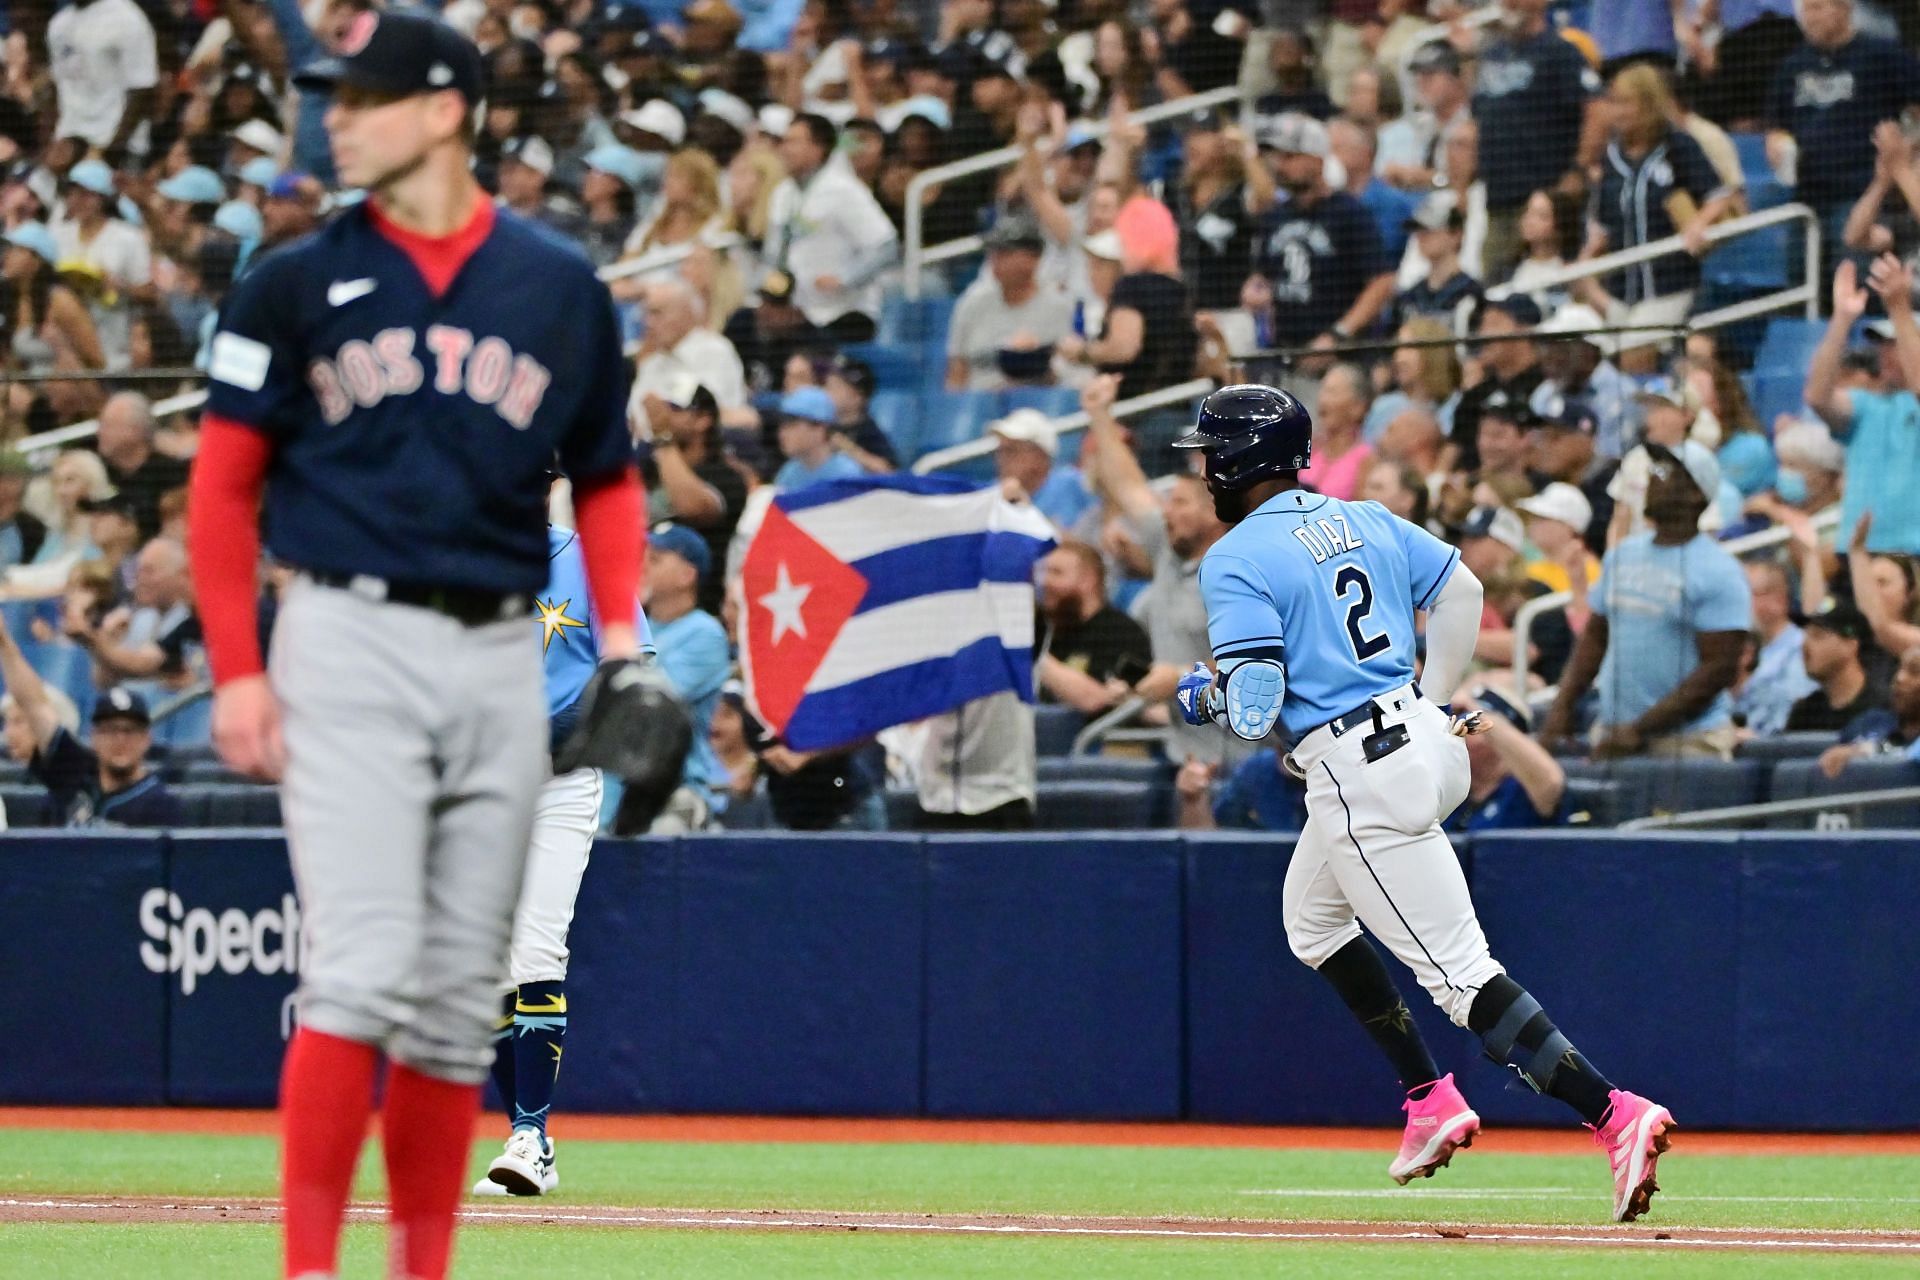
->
[[1318, 936, 1441, 1095]]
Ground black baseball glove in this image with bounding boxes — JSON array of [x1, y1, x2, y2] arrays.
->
[[553, 656, 694, 794]]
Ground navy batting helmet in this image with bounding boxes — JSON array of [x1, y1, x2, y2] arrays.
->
[[1173, 384, 1312, 490]]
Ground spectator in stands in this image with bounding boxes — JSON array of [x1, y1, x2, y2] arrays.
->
[[1378, 42, 1473, 192], [946, 213, 1074, 390], [1036, 540, 1152, 714], [1847, 513, 1920, 658], [1254, 25, 1334, 120], [575, 145, 647, 268], [1608, 383, 1717, 545], [0, 607, 179, 825], [640, 524, 732, 831], [1059, 196, 1195, 419], [773, 386, 864, 490], [642, 378, 750, 615], [1175, 749, 1306, 832], [1368, 317, 1461, 443], [1507, 188, 1585, 313], [47, 0, 159, 159], [912, 686, 1038, 830], [1579, 65, 1733, 332], [1329, 115, 1417, 266], [1738, 560, 1819, 735], [1819, 643, 1920, 775], [1298, 363, 1374, 501], [1517, 481, 1598, 600], [0, 451, 45, 572], [4, 222, 106, 423], [1786, 598, 1885, 731], [1809, 256, 1920, 556], [92, 392, 186, 542], [1690, 0, 1801, 130], [629, 279, 752, 439], [1472, 391, 1549, 496], [260, 175, 323, 252], [72, 536, 201, 700], [1532, 304, 1633, 464], [1361, 459, 1431, 528], [765, 113, 898, 341], [1767, 0, 1920, 259], [821, 355, 899, 474], [1544, 441, 1751, 759], [1458, 503, 1572, 678], [1377, 406, 1447, 482], [1452, 295, 1545, 472], [1444, 683, 1569, 830], [79, 492, 139, 596], [1247, 113, 1392, 353], [1148, 0, 1246, 96], [53, 160, 151, 301], [1755, 419, 1847, 544], [3, 448, 110, 599], [621, 147, 740, 318], [1082, 375, 1236, 767], [494, 137, 573, 233], [725, 271, 825, 396], [1391, 193, 1481, 331], [1170, 109, 1275, 314], [1471, 0, 1603, 281], [990, 408, 1093, 532], [1842, 121, 1920, 263], [1016, 126, 1107, 300]]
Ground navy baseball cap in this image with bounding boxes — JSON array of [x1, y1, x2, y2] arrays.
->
[[1479, 294, 1543, 328], [649, 522, 711, 582], [294, 10, 485, 105], [93, 686, 151, 727]]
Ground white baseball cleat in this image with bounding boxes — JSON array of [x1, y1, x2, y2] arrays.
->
[[485, 1128, 559, 1196], [471, 1176, 509, 1197]]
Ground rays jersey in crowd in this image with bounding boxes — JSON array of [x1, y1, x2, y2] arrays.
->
[[1201, 490, 1459, 740], [542, 526, 655, 753]]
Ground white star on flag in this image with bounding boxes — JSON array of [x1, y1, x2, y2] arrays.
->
[[759, 561, 813, 644]]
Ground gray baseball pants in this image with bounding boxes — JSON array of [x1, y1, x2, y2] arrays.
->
[[272, 576, 549, 1084]]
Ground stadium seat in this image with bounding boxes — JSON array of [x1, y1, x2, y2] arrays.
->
[[1752, 318, 1826, 379], [1765, 757, 1920, 829], [1562, 758, 1766, 822], [1037, 756, 1171, 786], [870, 389, 923, 459], [839, 341, 922, 393], [1746, 370, 1806, 430], [1737, 732, 1841, 762], [1729, 132, 1771, 184], [192, 784, 282, 827], [0, 784, 53, 827], [1003, 386, 1080, 418], [1033, 779, 1157, 830], [1034, 705, 1086, 757], [1560, 776, 1622, 827], [883, 785, 921, 830], [912, 391, 1001, 459], [151, 696, 214, 749]]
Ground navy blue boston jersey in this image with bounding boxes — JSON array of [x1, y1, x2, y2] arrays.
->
[[204, 204, 634, 595]]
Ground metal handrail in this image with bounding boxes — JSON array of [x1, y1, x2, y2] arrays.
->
[[902, 85, 1246, 298], [152, 680, 213, 725], [1071, 695, 1149, 755], [910, 377, 1215, 474], [600, 230, 747, 282], [1620, 786, 1920, 831], [1511, 508, 1841, 693], [1485, 202, 1819, 323]]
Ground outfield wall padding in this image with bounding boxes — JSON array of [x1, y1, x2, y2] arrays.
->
[[3, 829, 1914, 1129]]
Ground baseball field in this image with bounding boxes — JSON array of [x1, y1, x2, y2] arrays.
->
[[3, 1110, 1916, 1277]]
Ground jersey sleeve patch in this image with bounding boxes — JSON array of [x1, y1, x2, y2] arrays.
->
[[208, 332, 272, 392]]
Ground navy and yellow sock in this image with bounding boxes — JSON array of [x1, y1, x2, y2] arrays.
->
[[509, 980, 568, 1138]]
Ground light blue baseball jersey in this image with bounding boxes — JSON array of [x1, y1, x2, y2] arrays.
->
[[1199, 489, 1460, 740], [541, 526, 655, 739]]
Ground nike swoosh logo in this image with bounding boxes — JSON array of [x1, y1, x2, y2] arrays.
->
[[327, 278, 377, 306]]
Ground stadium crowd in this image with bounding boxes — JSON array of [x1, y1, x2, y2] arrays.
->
[[0, 0, 1918, 833]]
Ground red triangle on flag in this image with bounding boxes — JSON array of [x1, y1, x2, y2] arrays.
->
[[739, 503, 870, 735]]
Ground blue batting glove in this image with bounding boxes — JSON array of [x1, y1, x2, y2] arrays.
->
[[1176, 662, 1220, 726]]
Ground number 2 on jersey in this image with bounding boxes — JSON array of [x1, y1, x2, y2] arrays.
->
[[1333, 566, 1390, 661]]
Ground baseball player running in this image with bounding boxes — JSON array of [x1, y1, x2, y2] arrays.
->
[[1173, 386, 1673, 1222], [186, 14, 647, 1280], [473, 526, 657, 1198]]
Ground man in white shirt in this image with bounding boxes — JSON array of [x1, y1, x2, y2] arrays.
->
[[763, 112, 898, 341], [53, 158, 152, 299], [626, 278, 752, 438], [47, 0, 159, 155]]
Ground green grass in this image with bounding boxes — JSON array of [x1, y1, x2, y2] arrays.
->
[[2, 1129, 1915, 1277]]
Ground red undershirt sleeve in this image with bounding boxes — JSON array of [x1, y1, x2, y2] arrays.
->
[[571, 465, 645, 638], [188, 414, 273, 685]]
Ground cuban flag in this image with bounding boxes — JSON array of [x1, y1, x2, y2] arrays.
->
[[738, 475, 1056, 751]]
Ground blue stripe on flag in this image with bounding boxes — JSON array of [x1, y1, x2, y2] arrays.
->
[[781, 636, 1036, 752], [775, 472, 984, 515], [850, 531, 1054, 612]]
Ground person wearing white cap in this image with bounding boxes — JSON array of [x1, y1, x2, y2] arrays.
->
[[1806, 254, 1920, 556], [1606, 382, 1723, 546], [989, 408, 1093, 532], [46, 0, 158, 151], [1517, 482, 1599, 600], [617, 100, 686, 151], [53, 158, 152, 298], [764, 112, 897, 338], [1529, 302, 1632, 462], [229, 119, 286, 169], [1249, 111, 1395, 351], [1543, 438, 1751, 761]]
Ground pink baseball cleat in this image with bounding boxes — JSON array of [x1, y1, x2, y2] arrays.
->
[[1593, 1089, 1676, 1221], [1388, 1073, 1481, 1185]]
